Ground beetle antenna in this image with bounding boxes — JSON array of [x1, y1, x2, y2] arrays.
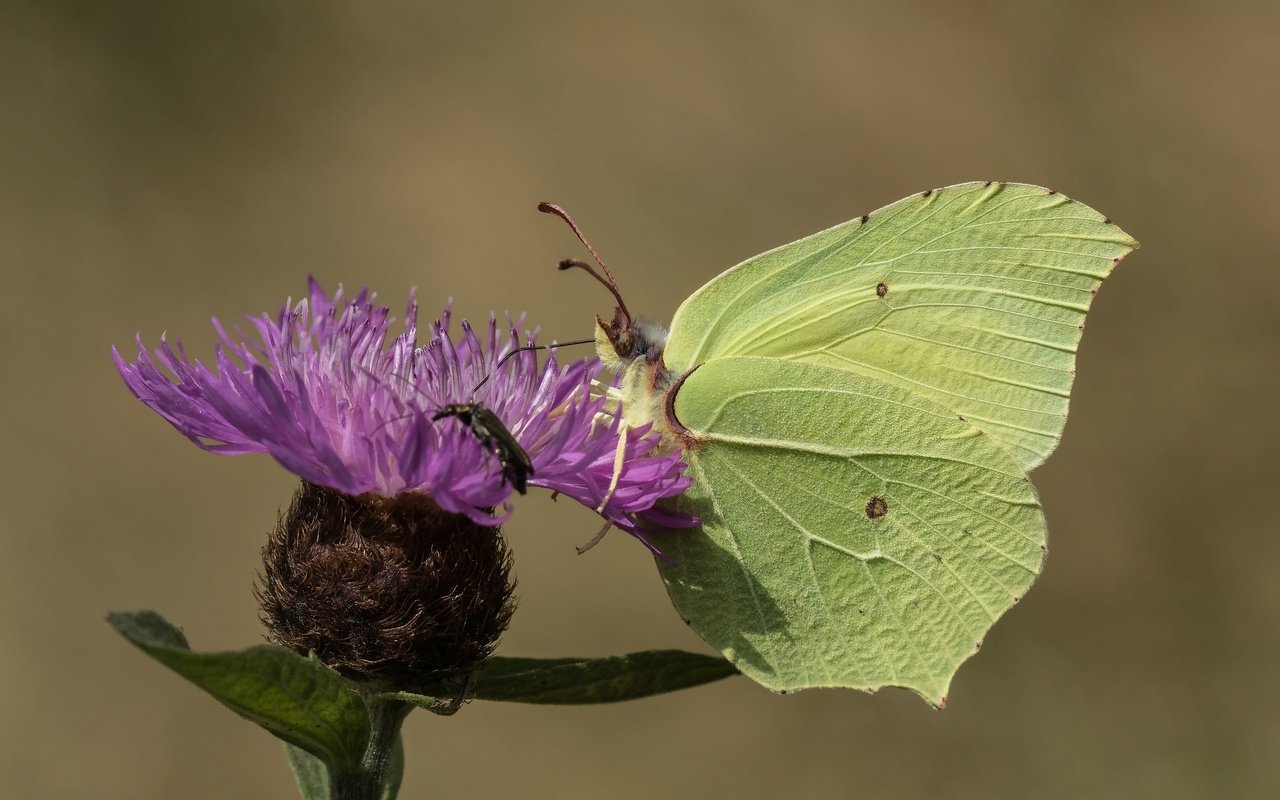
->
[[538, 202, 632, 323], [360, 337, 598, 435], [471, 338, 595, 394]]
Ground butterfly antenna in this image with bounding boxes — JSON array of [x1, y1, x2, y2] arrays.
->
[[471, 338, 595, 394], [537, 202, 633, 323]]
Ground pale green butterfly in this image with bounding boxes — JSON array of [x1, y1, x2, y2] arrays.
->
[[543, 182, 1137, 706]]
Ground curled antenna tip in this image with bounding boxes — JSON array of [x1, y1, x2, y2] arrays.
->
[[539, 203, 631, 323]]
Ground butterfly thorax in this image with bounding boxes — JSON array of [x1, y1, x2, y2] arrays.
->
[[596, 315, 682, 441]]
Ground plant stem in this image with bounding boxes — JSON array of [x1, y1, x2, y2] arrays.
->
[[331, 695, 410, 800]]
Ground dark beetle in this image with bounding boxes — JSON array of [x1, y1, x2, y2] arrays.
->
[[432, 403, 534, 494]]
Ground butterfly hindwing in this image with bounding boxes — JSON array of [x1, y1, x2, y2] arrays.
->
[[654, 356, 1045, 704]]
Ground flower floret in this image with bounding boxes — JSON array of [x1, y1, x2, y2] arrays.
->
[[114, 278, 695, 541]]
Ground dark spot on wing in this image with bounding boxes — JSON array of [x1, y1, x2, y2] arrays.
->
[[865, 496, 889, 519], [1103, 217, 1112, 224], [875, 282, 888, 298], [922, 189, 933, 198], [983, 180, 993, 187], [860, 214, 870, 224], [1047, 188, 1057, 195]]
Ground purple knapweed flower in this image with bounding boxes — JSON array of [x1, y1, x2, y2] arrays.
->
[[113, 278, 695, 549]]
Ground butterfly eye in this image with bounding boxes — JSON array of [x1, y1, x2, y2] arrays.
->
[[615, 329, 637, 360], [596, 308, 638, 361]]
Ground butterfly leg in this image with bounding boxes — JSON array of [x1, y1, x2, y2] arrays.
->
[[577, 418, 629, 554], [595, 419, 629, 514], [589, 378, 625, 422], [575, 519, 613, 555]]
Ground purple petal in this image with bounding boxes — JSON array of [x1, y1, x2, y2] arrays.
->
[[114, 278, 697, 546]]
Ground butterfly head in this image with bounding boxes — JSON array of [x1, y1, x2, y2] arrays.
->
[[592, 305, 668, 370], [540, 201, 678, 434], [539, 201, 668, 371]]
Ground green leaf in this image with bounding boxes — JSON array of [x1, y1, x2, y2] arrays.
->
[[283, 743, 329, 800], [108, 611, 371, 771], [462, 650, 736, 704], [286, 738, 404, 800], [656, 357, 1046, 706], [386, 689, 467, 716], [380, 735, 404, 800], [387, 651, 734, 708]]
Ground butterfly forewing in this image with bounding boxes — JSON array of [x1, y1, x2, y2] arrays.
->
[[662, 182, 1137, 469]]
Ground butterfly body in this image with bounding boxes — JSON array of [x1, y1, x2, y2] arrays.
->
[[568, 182, 1137, 704]]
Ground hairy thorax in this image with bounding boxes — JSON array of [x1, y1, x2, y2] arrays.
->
[[595, 317, 698, 450]]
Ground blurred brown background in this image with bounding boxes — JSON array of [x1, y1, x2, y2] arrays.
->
[[3, 2, 1277, 798]]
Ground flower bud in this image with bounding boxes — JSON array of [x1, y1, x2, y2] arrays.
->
[[257, 482, 515, 691]]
